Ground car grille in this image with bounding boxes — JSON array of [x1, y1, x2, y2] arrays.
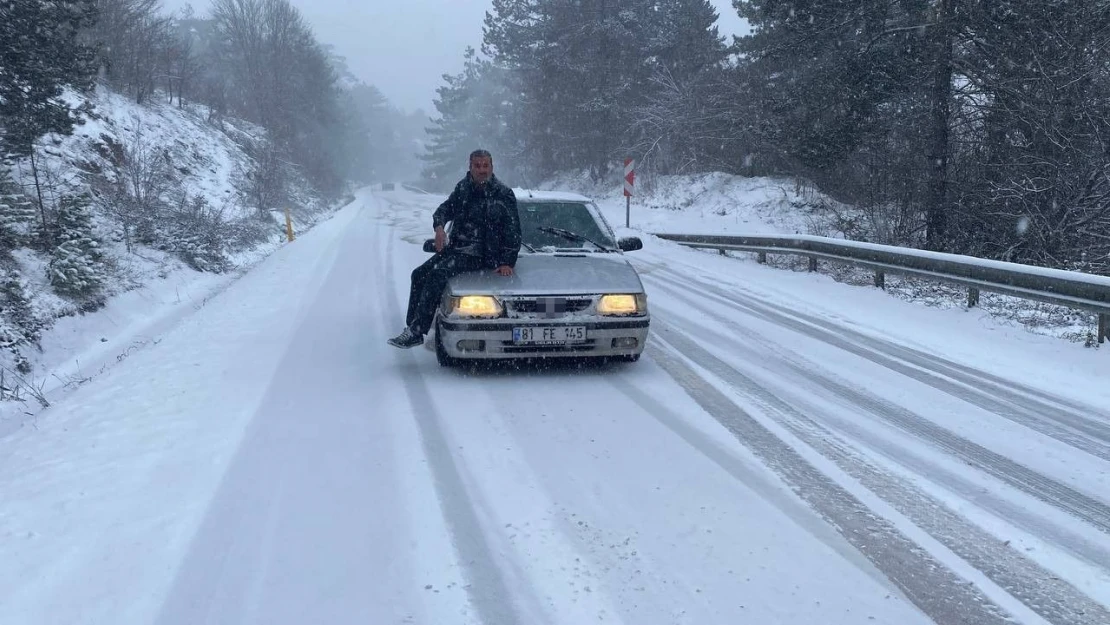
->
[[505, 296, 594, 317], [500, 340, 599, 354]]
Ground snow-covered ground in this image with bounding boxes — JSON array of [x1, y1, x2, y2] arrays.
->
[[2, 184, 1108, 625], [536, 170, 823, 237]]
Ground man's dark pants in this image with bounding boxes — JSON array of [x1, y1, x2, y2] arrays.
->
[[406, 251, 487, 335]]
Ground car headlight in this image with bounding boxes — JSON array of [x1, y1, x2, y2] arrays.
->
[[449, 295, 503, 318], [598, 293, 647, 316]]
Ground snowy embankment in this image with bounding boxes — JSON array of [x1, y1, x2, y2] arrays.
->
[[1, 87, 342, 430]]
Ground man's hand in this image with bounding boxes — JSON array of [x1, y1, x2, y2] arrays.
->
[[494, 265, 513, 276], [434, 227, 446, 252]]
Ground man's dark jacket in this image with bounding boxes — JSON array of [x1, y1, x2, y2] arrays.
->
[[432, 173, 522, 268]]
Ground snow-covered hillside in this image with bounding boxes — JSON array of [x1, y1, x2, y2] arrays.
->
[[0, 86, 344, 422], [15, 86, 336, 224]]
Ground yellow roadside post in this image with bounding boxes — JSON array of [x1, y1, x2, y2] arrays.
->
[[284, 207, 295, 241]]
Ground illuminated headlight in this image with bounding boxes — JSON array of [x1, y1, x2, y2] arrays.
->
[[449, 295, 503, 318], [598, 293, 647, 316]]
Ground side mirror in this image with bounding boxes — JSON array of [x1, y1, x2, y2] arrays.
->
[[618, 236, 643, 252], [422, 238, 436, 253]]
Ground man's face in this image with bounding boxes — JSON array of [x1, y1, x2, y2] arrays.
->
[[469, 156, 493, 185]]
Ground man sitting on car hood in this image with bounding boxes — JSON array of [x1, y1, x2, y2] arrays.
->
[[387, 149, 522, 349]]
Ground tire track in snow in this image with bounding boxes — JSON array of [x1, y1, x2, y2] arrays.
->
[[626, 335, 1017, 625], [745, 282, 1110, 447], [155, 200, 401, 625], [644, 269, 1110, 536], [673, 258, 1110, 424], [429, 371, 647, 625], [373, 209, 527, 625], [631, 314, 1110, 625], [641, 255, 1110, 459], [650, 276, 1110, 568]]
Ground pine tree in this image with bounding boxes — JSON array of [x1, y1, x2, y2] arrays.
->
[[951, 0, 1110, 270], [483, 0, 633, 177], [0, 169, 36, 250], [0, 194, 37, 250], [0, 0, 100, 157], [207, 0, 347, 199], [420, 47, 519, 189], [48, 193, 107, 299], [0, 268, 40, 373], [730, 0, 945, 247], [646, 0, 726, 78], [626, 0, 728, 174], [164, 194, 230, 273], [736, 0, 929, 172], [421, 62, 477, 188], [481, 0, 728, 180], [351, 83, 398, 184]]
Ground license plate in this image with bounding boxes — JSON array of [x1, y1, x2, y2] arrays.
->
[[513, 326, 587, 344]]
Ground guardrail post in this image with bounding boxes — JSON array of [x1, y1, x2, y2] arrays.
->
[[284, 207, 295, 242], [1100, 313, 1108, 345], [757, 252, 767, 264], [808, 257, 818, 272], [874, 270, 885, 289], [968, 287, 980, 308], [719, 248, 727, 256]]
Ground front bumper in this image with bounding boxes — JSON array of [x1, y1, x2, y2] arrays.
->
[[436, 317, 650, 359]]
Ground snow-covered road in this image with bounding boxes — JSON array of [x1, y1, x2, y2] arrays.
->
[[2, 187, 1108, 625]]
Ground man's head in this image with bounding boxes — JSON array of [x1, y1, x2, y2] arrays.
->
[[469, 149, 493, 185]]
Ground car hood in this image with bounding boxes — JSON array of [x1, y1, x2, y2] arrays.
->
[[448, 253, 644, 296]]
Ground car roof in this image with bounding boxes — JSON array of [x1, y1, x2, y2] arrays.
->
[[512, 189, 594, 203]]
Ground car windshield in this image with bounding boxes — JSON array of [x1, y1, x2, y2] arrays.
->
[[518, 201, 618, 252]]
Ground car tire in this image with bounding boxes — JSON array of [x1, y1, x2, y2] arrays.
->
[[434, 320, 458, 367]]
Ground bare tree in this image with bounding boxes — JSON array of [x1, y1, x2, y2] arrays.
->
[[93, 117, 174, 252], [625, 67, 733, 176], [156, 23, 200, 107], [232, 137, 290, 215], [90, 0, 176, 104], [209, 0, 268, 124], [210, 0, 345, 196]]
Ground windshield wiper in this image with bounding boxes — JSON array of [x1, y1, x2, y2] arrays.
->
[[537, 226, 616, 252]]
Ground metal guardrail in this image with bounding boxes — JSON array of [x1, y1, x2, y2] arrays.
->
[[651, 232, 1110, 344], [400, 182, 433, 195]]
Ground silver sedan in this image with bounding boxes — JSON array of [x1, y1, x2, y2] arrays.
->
[[423, 191, 650, 366]]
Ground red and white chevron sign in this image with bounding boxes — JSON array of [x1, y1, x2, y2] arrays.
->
[[623, 159, 635, 197]]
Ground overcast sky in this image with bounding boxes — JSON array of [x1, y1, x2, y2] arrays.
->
[[164, 0, 750, 114]]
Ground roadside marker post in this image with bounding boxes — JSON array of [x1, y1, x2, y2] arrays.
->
[[623, 159, 634, 227]]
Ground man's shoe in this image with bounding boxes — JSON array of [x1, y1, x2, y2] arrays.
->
[[388, 327, 424, 348]]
